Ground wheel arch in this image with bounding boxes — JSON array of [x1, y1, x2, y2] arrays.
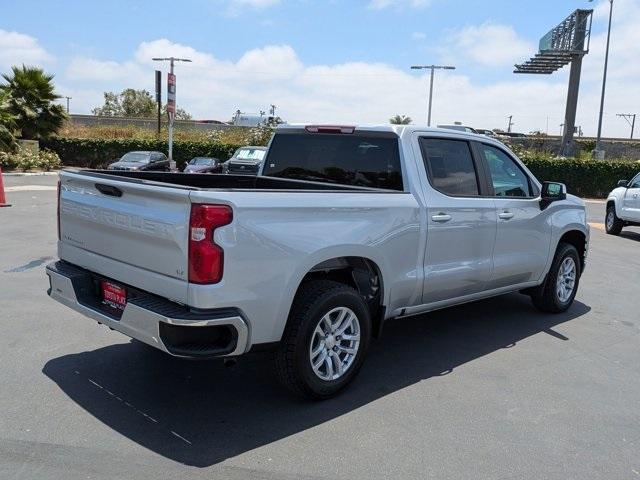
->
[[277, 253, 388, 342], [557, 229, 587, 272]]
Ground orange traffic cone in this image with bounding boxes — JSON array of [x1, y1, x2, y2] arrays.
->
[[0, 165, 11, 207]]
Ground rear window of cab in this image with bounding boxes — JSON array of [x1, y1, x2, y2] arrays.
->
[[262, 132, 403, 191]]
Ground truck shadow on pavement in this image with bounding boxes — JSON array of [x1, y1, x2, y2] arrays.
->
[[43, 293, 590, 468], [619, 230, 640, 242]]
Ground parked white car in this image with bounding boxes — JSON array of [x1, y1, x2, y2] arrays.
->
[[605, 173, 640, 234]]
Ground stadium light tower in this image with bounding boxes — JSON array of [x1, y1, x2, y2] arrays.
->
[[515, 9, 593, 157], [410, 65, 456, 126]]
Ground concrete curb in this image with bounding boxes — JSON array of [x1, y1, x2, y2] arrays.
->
[[2, 171, 60, 177]]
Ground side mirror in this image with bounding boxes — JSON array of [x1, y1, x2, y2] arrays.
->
[[617, 179, 629, 188], [540, 181, 567, 209]]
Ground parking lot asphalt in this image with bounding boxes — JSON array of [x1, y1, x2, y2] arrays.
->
[[1, 175, 639, 480]]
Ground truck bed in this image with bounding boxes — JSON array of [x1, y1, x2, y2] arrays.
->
[[73, 169, 388, 192]]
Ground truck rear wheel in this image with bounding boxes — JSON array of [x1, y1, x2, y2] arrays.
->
[[530, 242, 581, 313], [275, 280, 371, 399]]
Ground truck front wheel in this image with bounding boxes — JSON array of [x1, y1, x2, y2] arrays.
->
[[275, 280, 371, 399], [605, 205, 623, 235], [530, 242, 581, 313]]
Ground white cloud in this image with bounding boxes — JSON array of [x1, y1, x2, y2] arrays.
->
[[412, 32, 426, 40], [368, 0, 431, 10], [447, 23, 535, 67], [60, 40, 569, 133], [67, 58, 144, 83], [0, 29, 54, 71]]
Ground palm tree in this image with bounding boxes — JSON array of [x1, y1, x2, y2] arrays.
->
[[0, 65, 67, 140], [0, 90, 17, 151], [389, 115, 412, 125]]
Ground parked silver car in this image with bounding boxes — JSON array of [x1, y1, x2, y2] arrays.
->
[[107, 151, 169, 171]]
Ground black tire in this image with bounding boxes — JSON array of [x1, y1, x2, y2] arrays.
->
[[275, 280, 371, 400], [605, 205, 623, 235], [530, 242, 581, 313]]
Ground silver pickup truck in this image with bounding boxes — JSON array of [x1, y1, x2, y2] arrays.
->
[[46, 125, 589, 399]]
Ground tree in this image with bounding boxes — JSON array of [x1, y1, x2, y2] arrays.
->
[[390, 115, 412, 125], [93, 88, 193, 120], [0, 89, 17, 151], [0, 65, 67, 140], [93, 88, 155, 118], [161, 104, 192, 121]]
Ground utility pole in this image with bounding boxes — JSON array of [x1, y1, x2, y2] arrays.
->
[[155, 70, 162, 137], [507, 115, 514, 133], [410, 64, 456, 126], [617, 113, 636, 139], [152, 57, 192, 170], [591, 0, 614, 159], [64, 96, 72, 114], [546, 116, 549, 135], [270, 104, 277, 117]]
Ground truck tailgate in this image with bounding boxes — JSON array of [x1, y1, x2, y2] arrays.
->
[[58, 171, 191, 302]]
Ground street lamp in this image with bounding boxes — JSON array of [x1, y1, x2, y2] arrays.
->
[[410, 65, 456, 126], [590, 0, 614, 159], [152, 57, 192, 170]]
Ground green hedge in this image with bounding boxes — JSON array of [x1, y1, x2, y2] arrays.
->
[[40, 138, 241, 170], [39, 137, 640, 198], [521, 157, 639, 198]]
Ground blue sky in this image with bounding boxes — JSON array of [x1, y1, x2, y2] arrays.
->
[[3, 0, 577, 76], [1, 0, 638, 136]]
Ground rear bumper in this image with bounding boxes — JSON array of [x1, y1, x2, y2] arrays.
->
[[45, 261, 249, 358]]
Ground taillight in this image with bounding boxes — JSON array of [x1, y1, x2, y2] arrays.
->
[[188, 204, 233, 284], [57, 180, 61, 240]]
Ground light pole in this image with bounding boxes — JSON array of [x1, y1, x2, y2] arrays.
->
[[410, 65, 456, 126], [152, 57, 192, 170], [64, 96, 72, 114], [591, 0, 613, 159]]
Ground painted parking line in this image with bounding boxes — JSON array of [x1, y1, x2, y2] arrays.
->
[[588, 222, 605, 231], [584, 199, 606, 204]]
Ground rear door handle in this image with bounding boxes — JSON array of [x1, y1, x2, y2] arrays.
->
[[431, 213, 452, 223], [498, 211, 514, 220]]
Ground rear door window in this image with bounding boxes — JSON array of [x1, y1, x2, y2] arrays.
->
[[262, 132, 403, 190], [419, 138, 480, 196]]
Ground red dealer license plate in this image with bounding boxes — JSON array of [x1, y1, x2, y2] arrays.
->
[[101, 280, 127, 311]]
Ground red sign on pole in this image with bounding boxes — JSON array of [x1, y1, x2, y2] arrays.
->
[[167, 73, 176, 116]]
